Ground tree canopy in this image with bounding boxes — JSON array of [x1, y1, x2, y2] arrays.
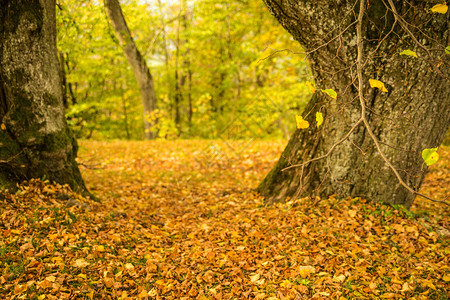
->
[[57, 0, 311, 140]]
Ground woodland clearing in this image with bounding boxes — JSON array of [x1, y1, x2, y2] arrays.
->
[[1, 140, 448, 299]]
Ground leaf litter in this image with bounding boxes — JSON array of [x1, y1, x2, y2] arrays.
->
[[1, 141, 448, 299]]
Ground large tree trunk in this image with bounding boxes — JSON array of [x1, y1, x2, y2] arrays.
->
[[258, 0, 449, 208], [0, 0, 87, 193], [104, 0, 157, 140]]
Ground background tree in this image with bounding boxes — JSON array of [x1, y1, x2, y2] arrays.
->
[[257, 0, 449, 207], [0, 0, 86, 192], [104, 0, 158, 139]]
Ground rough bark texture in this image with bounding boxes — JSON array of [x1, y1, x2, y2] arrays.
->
[[258, 0, 450, 208], [0, 0, 87, 193], [104, 0, 157, 140]]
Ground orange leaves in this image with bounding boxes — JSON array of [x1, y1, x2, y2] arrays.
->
[[0, 141, 448, 299]]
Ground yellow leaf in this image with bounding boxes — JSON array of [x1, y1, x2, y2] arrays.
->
[[250, 273, 260, 283], [400, 282, 412, 292], [73, 258, 89, 268], [430, 3, 448, 14], [296, 115, 309, 129], [399, 49, 418, 57], [0, 123, 6, 130], [45, 276, 56, 283], [369, 79, 388, 92], [38, 279, 53, 289], [422, 148, 439, 166], [443, 274, 450, 282], [316, 112, 323, 128], [321, 88, 337, 99], [298, 266, 315, 278], [280, 279, 291, 287], [97, 245, 105, 252], [348, 210, 357, 218], [333, 274, 346, 283], [77, 273, 87, 279], [38, 295, 46, 300], [137, 290, 149, 298]]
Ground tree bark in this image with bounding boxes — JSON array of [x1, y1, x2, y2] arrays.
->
[[258, 0, 449, 208], [0, 0, 87, 193], [104, 0, 157, 139]]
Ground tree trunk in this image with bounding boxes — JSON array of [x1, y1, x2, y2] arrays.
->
[[258, 0, 449, 208], [0, 0, 87, 193], [104, 0, 157, 140]]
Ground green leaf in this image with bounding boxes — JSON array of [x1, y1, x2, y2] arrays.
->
[[445, 46, 450, 55], [321, 89, 337, 99], [399, 50, 418, 57], [316, 112, 323, 128], [422, 148, 439, 166]]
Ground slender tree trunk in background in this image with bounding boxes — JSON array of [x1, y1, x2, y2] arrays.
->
[[104, 0, 157, 140], [64, 53, 77, 105], [0, 0, 87, 193], [258, 0, 449, 208], [157, 0, 174, 126], [181, 0, 193, 134], [121, 84, 130, 140], [174, 24, 182, 136]]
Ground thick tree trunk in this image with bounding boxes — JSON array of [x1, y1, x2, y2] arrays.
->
[[258, 0, 449, 208], [0, 0, 87, 193], [104, 0, 157, 140]]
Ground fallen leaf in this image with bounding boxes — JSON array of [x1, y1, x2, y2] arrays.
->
[[73, 258, 89, 268]]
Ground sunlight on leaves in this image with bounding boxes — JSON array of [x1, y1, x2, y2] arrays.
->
[[422, 148, 439, 166], [445, 46, 450, 54], [430, 3, 448, 14], [369, 79, 388, 92], [399, 50, 418, 57], [296, 115, 309, 129], [321, 88, 337, 99]]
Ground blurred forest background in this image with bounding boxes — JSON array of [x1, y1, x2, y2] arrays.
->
[[57, 0, 313, 140]]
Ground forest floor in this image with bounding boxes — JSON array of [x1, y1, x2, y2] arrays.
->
[[1, 140, 449, 300]]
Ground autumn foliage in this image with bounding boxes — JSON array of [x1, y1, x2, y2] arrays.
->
[[1, 141, 448, 299]]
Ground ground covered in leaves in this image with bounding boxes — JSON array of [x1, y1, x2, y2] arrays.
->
[[1, 140, 449, 299]]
